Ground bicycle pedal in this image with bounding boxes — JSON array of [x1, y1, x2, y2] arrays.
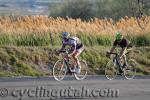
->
[[118, 72, 124, 76], [66, 72, 73, 75], [118, 70, 125, 76], [67, 70, 72, 73]]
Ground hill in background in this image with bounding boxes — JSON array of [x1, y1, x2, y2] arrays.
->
[[0, 0, 61, 15]]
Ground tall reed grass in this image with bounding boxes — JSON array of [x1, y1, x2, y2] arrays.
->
[[0, 15, 150, 46]]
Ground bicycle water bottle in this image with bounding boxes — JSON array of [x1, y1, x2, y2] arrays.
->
[[113, 58, 116, 65]]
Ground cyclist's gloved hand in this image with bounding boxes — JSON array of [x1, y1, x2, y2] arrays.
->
[[106, 51, 111, 58], [55, 49, 60, 55]]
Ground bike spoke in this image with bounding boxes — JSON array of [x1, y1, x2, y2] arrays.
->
[[105, 60, 118, 80], [74, 60, 87, 80], [53, 60, 66, 81], [124, 59, 136, 80]]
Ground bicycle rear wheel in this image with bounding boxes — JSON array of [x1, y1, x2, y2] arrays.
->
[[74, 60, 88, 80], [53, 60, 67, 81], [123, 59, 136, 80], [105, 60, 118, 80]]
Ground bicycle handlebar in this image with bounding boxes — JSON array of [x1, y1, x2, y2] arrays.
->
[[59, 49, 69, 54], [59, 50, 67, 52], [108, 52, 119, 56]]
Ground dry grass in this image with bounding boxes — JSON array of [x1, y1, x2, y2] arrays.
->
[[0, 15, 149, 36], [0, 15, 150, 46]]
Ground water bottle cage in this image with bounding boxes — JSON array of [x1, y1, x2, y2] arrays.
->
[[113, 58, 116, 63]]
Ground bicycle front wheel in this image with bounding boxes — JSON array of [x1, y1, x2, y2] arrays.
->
[[53, 60, 67, 81], [124, 59, 136, 80], [105, 60, 118, 80], [74, 60, 88, 80]]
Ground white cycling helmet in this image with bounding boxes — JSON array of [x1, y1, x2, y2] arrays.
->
[[62, 32, 70, 39]]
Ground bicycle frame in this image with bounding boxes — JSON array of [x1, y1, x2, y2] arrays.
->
[[61, 51, 74, 73], [111, 53, 123, 72]]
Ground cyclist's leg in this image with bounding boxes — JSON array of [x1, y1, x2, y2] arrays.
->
[[120, 47, 128, 67], [72, 51, 78, 67], [72, 46, 84, 70]]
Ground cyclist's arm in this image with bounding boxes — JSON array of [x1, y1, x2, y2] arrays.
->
[[69, 42, 77, 56], [59, 44, 66, 51], [109, 46, 116, 53], [109, 40, 117, 53]]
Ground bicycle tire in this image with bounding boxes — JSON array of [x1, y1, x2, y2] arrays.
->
[[53, 60, 67, 81], [74, 60, 88, 80], [123, 59, 136, 80], [105, 60, 118, 80]]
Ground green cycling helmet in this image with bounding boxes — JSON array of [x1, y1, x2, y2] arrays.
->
[[115, 32, 123, 41]]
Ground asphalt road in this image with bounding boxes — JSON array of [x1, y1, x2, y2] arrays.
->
[[0, 75, 150, 100]]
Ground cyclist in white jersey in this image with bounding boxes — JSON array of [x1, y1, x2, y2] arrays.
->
[[58, 32, 84, 73]]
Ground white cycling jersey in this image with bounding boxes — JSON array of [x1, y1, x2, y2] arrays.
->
[[62, 37, 82, 48]]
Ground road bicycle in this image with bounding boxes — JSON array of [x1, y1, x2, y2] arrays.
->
[[53, 49, 88, 81], [105, 52, 137, 80]]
